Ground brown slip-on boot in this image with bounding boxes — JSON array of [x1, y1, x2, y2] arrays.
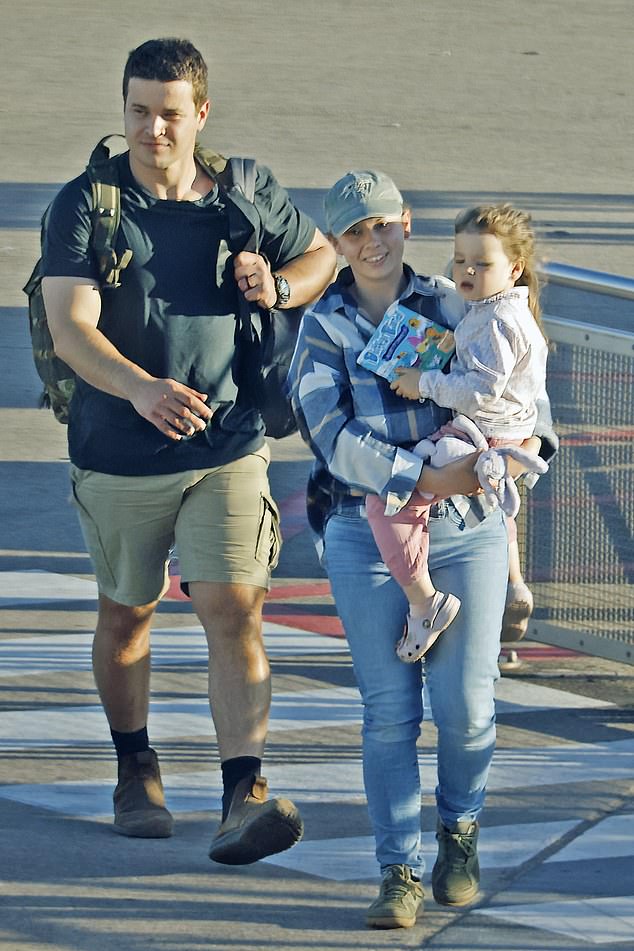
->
[[208, 775, 303, 865], [113, 749, 173, 838]]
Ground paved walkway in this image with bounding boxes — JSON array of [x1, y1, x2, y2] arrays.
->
[[1, 480, 633, 950]]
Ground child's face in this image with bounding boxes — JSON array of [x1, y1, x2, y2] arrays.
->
[[453, 230, 523, 302], [332, 213, 411, 285]]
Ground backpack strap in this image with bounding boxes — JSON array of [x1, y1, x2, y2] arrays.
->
[[86, 135, 132, 288], [193, 143, 228, 178], [193, 144, 256, 201], [194, 145, 261, 253], [192, 145, 299, 438], [228, 157, 257, 205], [226, 157, 258, 253]]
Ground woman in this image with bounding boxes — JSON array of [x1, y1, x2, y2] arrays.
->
[[287, 170, 557, 930]]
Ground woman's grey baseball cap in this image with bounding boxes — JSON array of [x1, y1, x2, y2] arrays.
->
[[324, 170, 404, 237]]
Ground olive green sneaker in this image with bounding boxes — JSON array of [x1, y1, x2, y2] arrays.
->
[[431, 818, 480, 906], [366, 864, 424, 929]]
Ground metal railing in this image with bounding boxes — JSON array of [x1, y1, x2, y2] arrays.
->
[[518, 263, 634, 664], [538, 262, 634, 302]]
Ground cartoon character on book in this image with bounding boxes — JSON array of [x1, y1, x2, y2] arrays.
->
[[357, 300, 457, 383], [407, 325, 456, 371]]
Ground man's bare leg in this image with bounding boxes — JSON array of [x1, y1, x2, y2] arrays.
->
[[92, 594, 156, 731], [189, 580, 303, 864], [189, 581, 270, 760], [92, 593, 173, 837]]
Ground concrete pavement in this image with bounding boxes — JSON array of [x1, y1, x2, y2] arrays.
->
[[1, 501, 633, 951]]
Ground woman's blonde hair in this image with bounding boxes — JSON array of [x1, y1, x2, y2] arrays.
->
[[455, 203, 544, 332]]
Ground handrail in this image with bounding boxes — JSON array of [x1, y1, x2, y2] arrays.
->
[[537, 261, 634, 301], [542, 314, 634, 355]]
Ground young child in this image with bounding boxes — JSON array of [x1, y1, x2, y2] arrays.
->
[[369, 203, 549, 661]]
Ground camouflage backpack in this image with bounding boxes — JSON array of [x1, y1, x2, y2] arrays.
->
[[23, 135, 133, 423]]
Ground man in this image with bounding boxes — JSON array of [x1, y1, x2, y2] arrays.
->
[[41, 37, 336, 864]]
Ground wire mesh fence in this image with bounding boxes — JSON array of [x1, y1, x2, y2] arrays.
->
[[519, 281, 634, 663]]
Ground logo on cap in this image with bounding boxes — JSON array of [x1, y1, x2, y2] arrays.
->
[[340, 177, 375, 199]]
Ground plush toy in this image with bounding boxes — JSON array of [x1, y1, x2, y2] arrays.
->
[[475, 446, 549, 519], [413, 414, 549, 518]]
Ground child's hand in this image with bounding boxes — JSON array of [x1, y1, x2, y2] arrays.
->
[[390, 367, 422, 400]]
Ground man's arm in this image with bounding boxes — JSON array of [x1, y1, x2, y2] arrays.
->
[[41, 276, 213, 440], [233, 229, 336, 311]]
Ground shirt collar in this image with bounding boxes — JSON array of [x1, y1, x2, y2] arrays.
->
[[326, 263, 421, 322], [466, 285, 529, 309]]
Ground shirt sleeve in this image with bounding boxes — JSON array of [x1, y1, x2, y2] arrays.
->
[[252, 165, 316, 268], [287, 309, 423, 508], [40, 174, 99, 280], [417, 312, 518, 420], [534, 388, 559, 461]]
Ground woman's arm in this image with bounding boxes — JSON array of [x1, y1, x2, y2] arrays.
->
[[288, 310, 425, 507], [289, 306, 550, 507], [417, 452, 482, 499]]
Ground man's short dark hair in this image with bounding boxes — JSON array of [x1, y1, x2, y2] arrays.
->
[[123, 38, 208, 109]]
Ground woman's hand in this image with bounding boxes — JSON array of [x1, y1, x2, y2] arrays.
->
[[416, 451, 482, 501], [505, 436, 542, 479]]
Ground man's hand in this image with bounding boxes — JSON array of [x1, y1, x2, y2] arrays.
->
[[42, 277, 213, 440], [129, 378, 213, 441], [234, 251, 277, 310], [391, 367, 422, 401]]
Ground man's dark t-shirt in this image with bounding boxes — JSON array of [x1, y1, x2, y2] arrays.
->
[[41, 153, 315, 475]]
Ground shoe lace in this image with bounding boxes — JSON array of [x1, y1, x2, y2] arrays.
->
[[381, 868, 417, 902], [445, 828, 477, 863]]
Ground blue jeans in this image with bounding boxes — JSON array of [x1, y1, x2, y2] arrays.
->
[[323, 500, 508, 876]]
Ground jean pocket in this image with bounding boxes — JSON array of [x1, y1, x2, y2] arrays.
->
[[330, 504, 366, 521], [446, 501, 467, 527], [428, 501, 449, 521]]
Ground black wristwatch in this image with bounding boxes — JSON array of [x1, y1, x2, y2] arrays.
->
[[273, 273, 291, 308]]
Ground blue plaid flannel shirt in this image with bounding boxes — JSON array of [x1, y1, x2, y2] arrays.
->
[[287, 265, 557, 549]]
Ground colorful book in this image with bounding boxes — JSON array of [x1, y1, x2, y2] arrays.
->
[[357, 304, 455, 382]]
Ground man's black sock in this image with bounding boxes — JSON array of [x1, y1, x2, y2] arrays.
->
[[221, 756, 262, 821], [111, 726, 150, 764]]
